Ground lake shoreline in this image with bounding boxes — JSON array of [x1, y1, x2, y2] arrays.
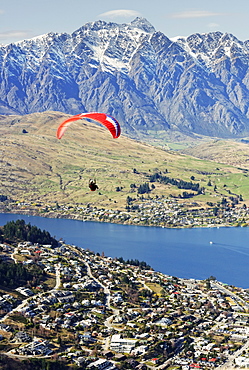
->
[[1, 194, 249, 229], [0, 211, 249, 288], [0, 206, 235, 230]]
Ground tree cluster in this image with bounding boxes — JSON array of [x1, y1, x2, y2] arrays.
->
[[117, 257, 152, 270], [149, 172, 204, 193], [0, 262, 33, 289], [0, 356, 72, 370], [2, 219, 58, 247]]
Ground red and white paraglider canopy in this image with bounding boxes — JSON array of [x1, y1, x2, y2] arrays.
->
[[56, 112, 121, 139]]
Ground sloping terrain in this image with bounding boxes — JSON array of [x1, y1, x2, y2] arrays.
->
[[182, 139, 249, 168], [0, 111, 249, 210]]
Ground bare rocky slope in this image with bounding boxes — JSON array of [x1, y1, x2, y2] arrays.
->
[[1, 18, 249, 140]]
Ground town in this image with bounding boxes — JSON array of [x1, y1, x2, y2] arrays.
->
[[2, 194, 249, 229], [0, 237, 249, 369]]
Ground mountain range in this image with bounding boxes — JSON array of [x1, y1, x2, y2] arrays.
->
[[1, 17, 249, 139]]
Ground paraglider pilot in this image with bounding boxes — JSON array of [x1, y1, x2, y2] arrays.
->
[[89, 179, 99, 191]]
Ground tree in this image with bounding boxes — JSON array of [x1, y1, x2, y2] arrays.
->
[[213, 207, 219, 216], [138, 183, 151, 194], [126, 196, 133, 205], [206, 279, 211, 289], [209, 275, 216, 281], [57, 335, 62, 347], [221, 198, 227, 205]]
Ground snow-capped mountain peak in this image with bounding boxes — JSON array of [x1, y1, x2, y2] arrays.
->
[[174, 31, 249, 69], [0, 18, 249, 138]]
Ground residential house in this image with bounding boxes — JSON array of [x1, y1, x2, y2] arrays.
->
[[87, 358, 117, 369], [110, 334, 137, 353]]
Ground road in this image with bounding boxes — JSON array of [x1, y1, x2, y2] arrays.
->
[[53, 263, 61, 290], [212, 281, 249, 310]]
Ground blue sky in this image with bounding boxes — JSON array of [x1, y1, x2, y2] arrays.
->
[[0, 0, 249, 45]]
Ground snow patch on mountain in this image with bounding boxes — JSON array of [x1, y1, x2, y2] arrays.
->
[[0, 18, 249, 138]]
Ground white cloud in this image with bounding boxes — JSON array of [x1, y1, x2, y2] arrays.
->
[[170, 10, 223, 19], [99, 9, 141, 19], [0, 30, 32, 41], [208, 23, 220, 30]]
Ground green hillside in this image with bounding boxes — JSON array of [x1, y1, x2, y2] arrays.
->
[[0, 111, 248, 212]]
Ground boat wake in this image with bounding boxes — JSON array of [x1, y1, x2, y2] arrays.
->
[[213, 242, 249, 257]]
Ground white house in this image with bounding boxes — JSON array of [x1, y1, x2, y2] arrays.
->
[[110, 334, 137, 353], [235, 356, 249, 368]]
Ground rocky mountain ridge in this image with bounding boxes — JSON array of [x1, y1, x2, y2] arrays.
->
[[1, 17, 249, 139]]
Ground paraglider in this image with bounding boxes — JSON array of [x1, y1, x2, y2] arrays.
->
[[56, 112, 121, 140], [56, 112, 121, 193], [89, 179, 99, 191]]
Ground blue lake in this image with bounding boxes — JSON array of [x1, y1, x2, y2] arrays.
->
[[0, 213, 249, 288]]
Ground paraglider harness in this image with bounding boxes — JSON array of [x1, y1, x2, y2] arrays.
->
[[89, 179, 99, 191]]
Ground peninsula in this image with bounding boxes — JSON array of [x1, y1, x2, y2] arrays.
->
[[0, 221, 249, 369]]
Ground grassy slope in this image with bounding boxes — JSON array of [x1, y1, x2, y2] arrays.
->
[[0, 111, 248, 210]]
